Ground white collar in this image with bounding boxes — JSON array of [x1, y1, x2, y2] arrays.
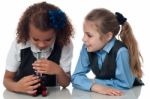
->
[[25, 40, 55, 53]]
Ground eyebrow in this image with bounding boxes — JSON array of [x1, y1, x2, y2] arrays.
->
[[32, 37, 53, 41], [85, 32, 93, 35]]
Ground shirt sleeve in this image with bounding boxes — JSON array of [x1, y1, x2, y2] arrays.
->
[[59, 40, 73, 73], [71, 45, 93, 91], [95, 47, 135, 90], [5, 39, 21, 72]]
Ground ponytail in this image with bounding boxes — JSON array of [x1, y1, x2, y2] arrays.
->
[[119, 22, 143, 79]]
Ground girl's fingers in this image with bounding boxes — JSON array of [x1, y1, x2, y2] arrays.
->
[[37, 70, 47, 74], [26, 78, 40, 86], [21, 75, 37, 83], [27, 90, 37, 95], [110, 90, 123, 96], [32, 63, 41, 67], [33, 59, 47, 64], [33, 66, 45, 72], [28, 83, 40, 90]]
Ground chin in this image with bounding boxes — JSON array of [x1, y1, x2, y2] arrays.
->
[[87, 48, 94, 52], [87, 47, 100, 52]]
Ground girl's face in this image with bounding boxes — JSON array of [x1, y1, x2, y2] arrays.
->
[[82, 20, 110, 52], [29, 24, 56, 50]]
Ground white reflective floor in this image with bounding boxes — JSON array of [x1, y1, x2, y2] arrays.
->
[[0, 83, 149, 99]]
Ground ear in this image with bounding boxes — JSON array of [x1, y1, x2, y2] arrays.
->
[[106, 32, 113, 42]]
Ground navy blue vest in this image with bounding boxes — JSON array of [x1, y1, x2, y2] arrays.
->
[[88, 40, 144, 86], [14, 43, 62, 86]]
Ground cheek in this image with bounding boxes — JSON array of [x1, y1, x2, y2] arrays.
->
[[93, 40, 104, 50], [29, 38, 36, 44], [90, 38, 100, 46], [44, 39, 55, 47], [96, 40, 106, 49], [46, 41, 53, 46]]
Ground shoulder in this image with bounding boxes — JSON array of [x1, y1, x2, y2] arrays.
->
[[117, 47, 128, 54], [112, 40, 129, 57], [116, 47, 129, 60], [62, 40, 73, 52], [11, 39, 31, 51]]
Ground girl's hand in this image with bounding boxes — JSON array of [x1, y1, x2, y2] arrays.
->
[[91, 84, 123, 96], [32, 59, 60, 75], [16, 75, 40, 95]]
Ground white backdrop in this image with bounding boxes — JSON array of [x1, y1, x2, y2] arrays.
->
[[0, 0, 150, 96]]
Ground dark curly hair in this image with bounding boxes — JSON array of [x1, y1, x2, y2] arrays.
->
[[16, 2, 74, 46]]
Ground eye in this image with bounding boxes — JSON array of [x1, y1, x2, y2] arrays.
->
[[33, 38, 39, 41], [87, 34, 92, 38], [45, 39, 52, 41], [86, 32, 93, 38]]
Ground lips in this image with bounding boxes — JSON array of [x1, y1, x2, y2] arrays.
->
[[86, 45, 91, 49]]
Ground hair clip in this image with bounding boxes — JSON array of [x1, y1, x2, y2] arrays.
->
[[48, 9, 66, 29], [115, 12, 127, 25]]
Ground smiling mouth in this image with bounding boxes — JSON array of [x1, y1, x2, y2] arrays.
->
[[86, 45, 91, 49], [85, 44, 90, 47]]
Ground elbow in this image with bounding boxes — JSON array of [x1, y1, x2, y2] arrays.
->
[[62, 82, 70, 88], [61, 77, 71, 88], [117, 82, 133, 90], [124, 80, 134, 89], [113, 80, 133, 90], [3, 78, 7, 88], [125, 83, 133, 89]]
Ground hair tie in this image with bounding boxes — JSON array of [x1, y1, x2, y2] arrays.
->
[[48, 9, 66, 29], [115, 12, 127, 25]]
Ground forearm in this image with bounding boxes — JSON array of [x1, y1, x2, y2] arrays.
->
[[95, 78, 133, 89], [3, 78, 18, 92], [56, 68, 70, 88], [71, 74, 93, 91], [91, 83, 104, 93]]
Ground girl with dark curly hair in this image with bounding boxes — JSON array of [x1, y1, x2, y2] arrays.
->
[[3, 2, 74, 96]]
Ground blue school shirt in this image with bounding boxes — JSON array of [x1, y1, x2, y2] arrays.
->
[[71, 38, 135, 91]]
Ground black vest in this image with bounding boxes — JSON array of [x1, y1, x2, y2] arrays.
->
[[14, 43, 62, 86], [88, 40, 144, 86]]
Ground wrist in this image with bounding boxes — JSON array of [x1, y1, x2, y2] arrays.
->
[[13, 82, 20, 93], [90, 79, 96, 91], [55, 66, 63, 75], [13, 85, 18, 93]]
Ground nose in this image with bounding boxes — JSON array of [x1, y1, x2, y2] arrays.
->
[[37, 42, 47, 50], [82, 34, 87, 42]]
